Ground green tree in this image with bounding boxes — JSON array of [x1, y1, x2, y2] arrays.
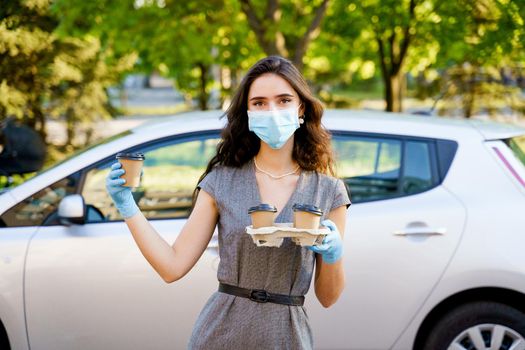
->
[[320, 0, 524, 114], [239, 0, 330, 71], [0, 0, 58, 139], [323, 0, 441, 112], [48, 36, 136, 147], [53, 0, 260, 110], [426, 0, 524, 118], [1, 0, 136, 149]]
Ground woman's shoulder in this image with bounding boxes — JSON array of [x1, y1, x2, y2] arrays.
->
[[206, 161, 250, 180], [316, 172, 351, 209], [207, 161, 236, 172], [304, 170, 351, 210], [308, 170, 342, 188], [198, 163, 245, 200]]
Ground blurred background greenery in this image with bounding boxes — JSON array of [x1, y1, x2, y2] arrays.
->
[[1, 0, 524, 186]]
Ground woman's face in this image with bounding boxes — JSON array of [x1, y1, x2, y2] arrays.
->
[[247, 73, 304, 114]]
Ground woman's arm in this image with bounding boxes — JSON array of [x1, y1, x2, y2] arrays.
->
[[124, 188, 218, 283], [313, 205, 347, 308]]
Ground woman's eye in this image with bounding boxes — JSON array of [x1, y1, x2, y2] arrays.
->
[[280, 98, 291, 104], [253, 101, 263, 106]]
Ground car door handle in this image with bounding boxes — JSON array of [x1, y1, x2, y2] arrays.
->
[[392, 227, 446, 236]]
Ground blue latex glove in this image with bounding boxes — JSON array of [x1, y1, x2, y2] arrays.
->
[[308, 219, 343, 264], [105, 161, 139, 219]]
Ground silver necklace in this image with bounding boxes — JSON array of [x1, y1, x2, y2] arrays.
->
[[254, 158, 300, 179]]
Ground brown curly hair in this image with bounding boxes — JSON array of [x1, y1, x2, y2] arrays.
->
[[192, 55, 335, 207]]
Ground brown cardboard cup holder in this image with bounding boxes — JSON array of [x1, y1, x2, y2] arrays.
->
[[246, 203, 328, 247]]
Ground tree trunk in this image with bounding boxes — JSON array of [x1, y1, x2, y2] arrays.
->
[[65, 107, 75, 146], [463, 79, 475, 119], [197, 63, 209, 111], [231, 68, 240, 91], [374, 0, 415, 113], [24, 108, 36, 129], [29, 103, 47, 143], [384, 73, 403, 112], [218, 66, 225, 107], [240, 0, 329, 72], [292, 0, 330, 71], [84, 127, 94, 147], [37, 111, 46, 142]]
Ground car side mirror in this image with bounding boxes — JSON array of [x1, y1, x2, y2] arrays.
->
[[58, 194, 86, 226]]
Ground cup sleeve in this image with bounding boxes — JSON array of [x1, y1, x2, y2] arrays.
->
[[330, 178, 352, 211]]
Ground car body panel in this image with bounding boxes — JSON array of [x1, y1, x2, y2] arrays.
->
[[1, 109, 524, 350], [25, 219, 219, 349], [393, 131, 525, 349], [305, 184, 466, 349], [0, 226, 35, 350]]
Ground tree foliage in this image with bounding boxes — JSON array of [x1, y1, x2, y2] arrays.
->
[[0, 0, 136, 147], [315, 0, 524, 113], [1, 0, 524, 142]]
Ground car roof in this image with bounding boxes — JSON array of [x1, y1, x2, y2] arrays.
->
[[131, 109, 525, 141], [466, 118, 525, 140]]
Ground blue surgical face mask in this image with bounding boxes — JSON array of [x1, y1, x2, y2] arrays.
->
[[247, 105, 301, 149]]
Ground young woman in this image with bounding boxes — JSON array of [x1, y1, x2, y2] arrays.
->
[[106, 55, 351, 349]]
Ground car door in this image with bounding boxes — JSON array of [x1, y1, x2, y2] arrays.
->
[[24, 132, 222, 350], [0, 183, 80, 350], [305, 132, 467, 350]]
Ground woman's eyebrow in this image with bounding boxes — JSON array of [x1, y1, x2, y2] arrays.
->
[[249, 93, 295, 101]]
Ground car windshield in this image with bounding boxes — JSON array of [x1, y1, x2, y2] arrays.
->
[[506, 135, 525, 167]]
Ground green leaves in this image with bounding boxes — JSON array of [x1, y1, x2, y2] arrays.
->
[[0, 0, 137, 146], [1, 0, 523, 126]]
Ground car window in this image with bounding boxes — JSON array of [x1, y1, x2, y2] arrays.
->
[[333, 135, 402, 202], [401, 141, 433, 194], [333, 134, 435, 202], [506, 135, 525, 167], [82, 135, 221, 222], [0, 175, 78, 227]]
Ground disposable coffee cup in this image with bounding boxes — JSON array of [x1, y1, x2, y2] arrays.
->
[[248, 203, 277, 228], [116, 152, 145, 187], [292, 203, 323, 229]]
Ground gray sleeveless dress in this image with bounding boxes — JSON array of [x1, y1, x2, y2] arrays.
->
[[188, 158, 351, 349]]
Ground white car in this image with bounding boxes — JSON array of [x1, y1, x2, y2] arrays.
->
[[1, 110, 525, 350]]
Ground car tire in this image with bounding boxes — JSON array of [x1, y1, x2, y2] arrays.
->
[[423, 301, 525, 350]]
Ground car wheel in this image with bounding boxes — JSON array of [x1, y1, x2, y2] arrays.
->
[[423, 301, 525, 350]]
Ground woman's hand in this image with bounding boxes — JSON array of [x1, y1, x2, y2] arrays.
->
[[105, 161, 139, 218], [308, 219, 343, 264]]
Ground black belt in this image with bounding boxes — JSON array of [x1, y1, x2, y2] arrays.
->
[[218, 283, 305, 306]]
